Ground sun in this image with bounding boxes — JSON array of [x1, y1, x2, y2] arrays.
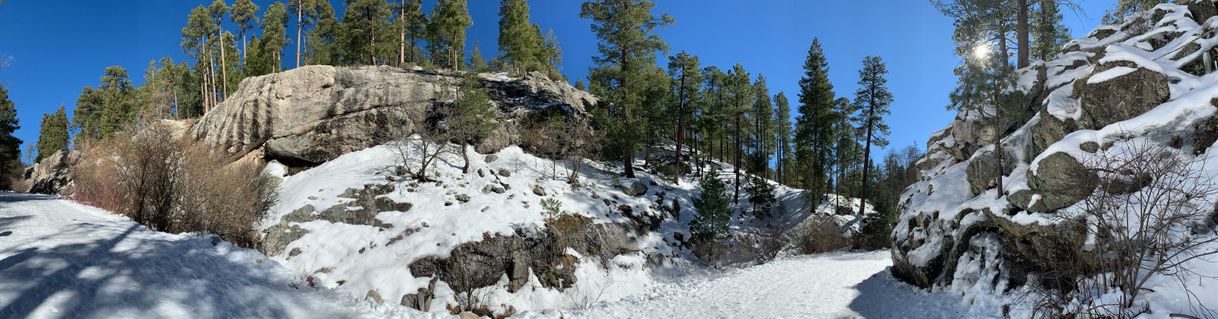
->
[[972, 42, 992, 63]]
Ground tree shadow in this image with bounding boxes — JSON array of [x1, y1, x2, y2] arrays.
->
[[0, 221, 348, 318], [847, 267, 968, 319]]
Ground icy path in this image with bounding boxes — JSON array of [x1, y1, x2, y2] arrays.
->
[[0, 193, 382, 319], [568, 251, 970, 319]]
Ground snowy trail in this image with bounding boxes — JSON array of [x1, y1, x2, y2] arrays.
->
[[0, 192, 380, 319], [566, 251, 970, 319]]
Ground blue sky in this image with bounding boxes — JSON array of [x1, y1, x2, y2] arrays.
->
[[0, 0, 1114, 162]]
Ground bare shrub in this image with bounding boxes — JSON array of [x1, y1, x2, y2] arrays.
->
[[71, 122, 276, 248], [1029, 141, 1218, 318], [792, 216, 851, 254], [174, 144, 278, 248]]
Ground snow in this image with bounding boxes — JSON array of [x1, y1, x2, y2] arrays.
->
[[0, 192, 394, 319], [536, 251, 972, 319]]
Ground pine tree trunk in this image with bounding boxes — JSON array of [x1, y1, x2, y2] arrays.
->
[[1017, 0, 1029, 69], [734, 112, 742, 204], [994, 90, 1005, 198], [242, 33, 248, 63], [399, 1, 406, 67], [296, 0, 303, 69], [858, 95, 876, 217], [461, 144, 470, 174], [221, 34, 229, 101], [674, 74, 685, 184], [370, 28, 377, 65]]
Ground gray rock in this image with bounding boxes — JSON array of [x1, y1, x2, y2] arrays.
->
[[532, 185, 546, 196], [365, 290, 383, 305], [455, 194, 471, 203], [484, 154, 499, 163], [1020, 152, 1097, 212], [1188, 0, 1217, 24], [482, 184, 505, 194], [25, 149, 79, 195], [191, 66, 597, 165], [617, 178, 648, 197], [1077, 63, 1170, 130], [498, 168, 512, 177], [965, 147, 1018, 196]]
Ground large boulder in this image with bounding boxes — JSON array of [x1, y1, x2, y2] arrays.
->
[[191, 66, 596, 166], [1076, 63, 1170, 130], [964, 147, 1018, 196]]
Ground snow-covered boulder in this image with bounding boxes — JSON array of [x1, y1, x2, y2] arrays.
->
[[190, 65, 596, 165]]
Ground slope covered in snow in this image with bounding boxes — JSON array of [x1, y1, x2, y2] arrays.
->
[[261, 138, 876, 316], [0, 192, 396, 319]]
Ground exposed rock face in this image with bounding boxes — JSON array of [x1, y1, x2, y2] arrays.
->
[[408, 217, 638, 294], [24, 150, 77, 195], [891, 4, 1218, 298], [191, 66, 596, 166]]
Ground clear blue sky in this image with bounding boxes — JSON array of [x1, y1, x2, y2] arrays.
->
[[0, 0, 1113, 162]]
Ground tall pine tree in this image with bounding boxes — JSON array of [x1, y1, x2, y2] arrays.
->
[[0, 83, 20, 187], [428, 0, 473, 70], [726, 64, 752, 204], [667, 51, 701, 185], [794, 38, 836, 199], [231, 0, 259, 63], [854, 56, 893, 217], [773, 92, 793, 185], [581, 0, 671, 178], [36, 106, 69, 162]]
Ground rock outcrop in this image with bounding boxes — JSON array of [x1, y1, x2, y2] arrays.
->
[[891, 2, 1218, 296], [23, 149, 77, 195], [191, 66, 596, 166]]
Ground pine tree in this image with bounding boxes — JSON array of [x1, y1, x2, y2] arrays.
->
[[691, 168, 731, 242], [574, 79, 586, 91], [396, 0, 426, 66], [468, 44, 488, 72], [341, 0, 393, 66], [498, 0, 541, 72], [231, 0, 259, 63], [794, 38, 836, 198], [773, 92, 792, 185], [0, 84, 20, 187], [581, 0, 672, 178], [448, 74, 498, 174], [667, 51, 701, 184], [208, 0, 231, 101], [751, 75, 773, 178], [257, 1, 289, 73], [831, 97, 860, 196], [746, 175, 776, 220], [854, 56, 893, 217], [934, 0, 1019, 68], [36, 106, 69, 163], [701, 66, 727, 163], [428, 0, 473, 70], [305, 0, 338, 65], [182, 5, 219, 113], [725, 64, 751, 204], [1031, 0, 1070, 62]]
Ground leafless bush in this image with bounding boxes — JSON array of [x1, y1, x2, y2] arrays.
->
[[792, 216, 851, 255], [1031, 141, 1218, 318], [72, 123, 276, 248]]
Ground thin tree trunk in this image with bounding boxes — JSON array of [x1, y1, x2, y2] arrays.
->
[[994, 90, 1005, 197], [399, 0, 406, 67], [370, 28, 377, 65], [1017, 0, 1029, 69], [242, 33, 248, 63], [221, 32, 229, 101], [734, 112, 742, 204], [674, 73, 685, 185], [296, 0, 303, 69], [461, 145, 470, 174], [858, 94, 876, 217]]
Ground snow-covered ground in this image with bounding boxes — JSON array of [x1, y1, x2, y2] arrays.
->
[[0, 192, 394, 319], [0, 191, 952, 318], [549, 251, 968, 319]]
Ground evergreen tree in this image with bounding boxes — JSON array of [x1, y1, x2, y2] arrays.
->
[[725, 64, 751, 204], [854, 56, 893, 217], [304, 0, 339, 65], [448, 74, 498, 174], [934, 0, 1019, 68], [36, 106, 69, 162], [340, 0, 393, 66], [141, 57, 192, 119], [395, 0, 426, 66], [745, 175, 776, 220], [468, 44, 488, 72], [700, 66, 727, 163], [1104, 0, 1165, 23], [0, 84, 20, 187], [208, 0, 231, 101], [831, 97, 860, 196], [182, 5, 220, 113], [751, 74, 773, 178], [773, 92, 792, 185], [255, 1, 289, 73], [794, 38, 836, 198], [667, 51, 701, 185], [231, 0, 259, 63], [498, 0, 541, 72], [428, 0, 473, 70], [1031, 0, 1070, 62], [691, 168, 731, 241], [574, 79, 586, 91], [581, 0, 671, 178]]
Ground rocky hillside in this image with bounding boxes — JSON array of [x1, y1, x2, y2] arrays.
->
[[892, 2, 1218, 316], [191, 65, 596, 166]]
